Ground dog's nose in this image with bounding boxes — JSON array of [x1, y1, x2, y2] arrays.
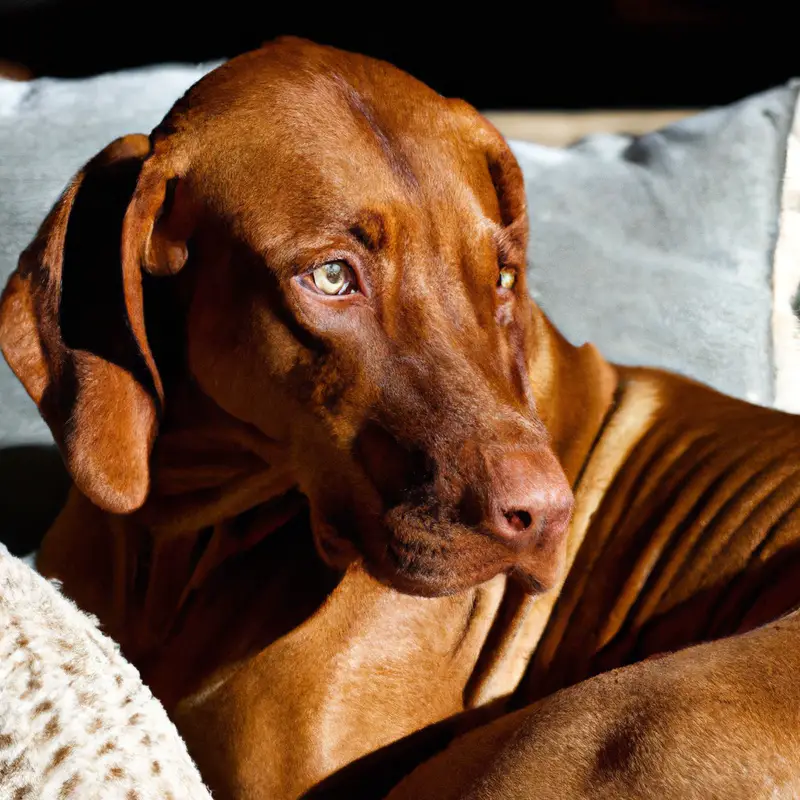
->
[[485, 451, 573, 545]]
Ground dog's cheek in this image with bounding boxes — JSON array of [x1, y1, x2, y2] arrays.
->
[[303, 459, 384, 569], [287, 347, 384, 448], [284, 353, 349, 415], [185, 266, 317, 440]]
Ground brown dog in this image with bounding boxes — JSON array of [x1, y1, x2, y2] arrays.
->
[[2, 38, 800, 799]]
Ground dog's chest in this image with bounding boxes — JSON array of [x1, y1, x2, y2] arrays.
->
[[519, 401, 800, 702]]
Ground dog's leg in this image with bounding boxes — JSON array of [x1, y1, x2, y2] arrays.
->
[[387, 607, 800, 800]]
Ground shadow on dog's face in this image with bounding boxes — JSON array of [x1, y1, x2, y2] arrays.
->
[[0, 38, 572, 597]]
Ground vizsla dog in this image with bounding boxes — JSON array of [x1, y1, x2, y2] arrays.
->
[[2, 37, 800, 799]]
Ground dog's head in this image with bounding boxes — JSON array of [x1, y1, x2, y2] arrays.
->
[[0, 38, 572, 596]]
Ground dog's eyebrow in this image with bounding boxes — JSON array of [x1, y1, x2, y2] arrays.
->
[[332, 73, 420, 191], [349, 212, 387, 252]]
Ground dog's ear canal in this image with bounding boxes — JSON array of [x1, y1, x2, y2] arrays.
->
[[0, 134, 192, 514]]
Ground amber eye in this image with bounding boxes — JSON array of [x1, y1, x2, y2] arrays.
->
[[310, 261, 358, 295], [498, 268, 516, 290]]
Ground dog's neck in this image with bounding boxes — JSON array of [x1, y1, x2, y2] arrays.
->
[[529, 307, 620, 484]]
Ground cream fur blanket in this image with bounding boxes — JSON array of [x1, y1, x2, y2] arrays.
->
[[0, 544, 211, 799]]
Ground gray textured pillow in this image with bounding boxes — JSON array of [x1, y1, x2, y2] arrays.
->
[[513, 81, 800, 413], [0, 66, 798, 549]]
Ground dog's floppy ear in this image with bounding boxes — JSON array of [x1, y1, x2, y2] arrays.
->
[[478, 115, 528, 253], [0, 134, 191, 514], [451, 99, 529, 252]]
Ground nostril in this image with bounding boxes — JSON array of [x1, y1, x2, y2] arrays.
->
[[504, 509, 533, 532]]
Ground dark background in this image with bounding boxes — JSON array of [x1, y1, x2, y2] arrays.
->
[[0, 0, 797, 109]]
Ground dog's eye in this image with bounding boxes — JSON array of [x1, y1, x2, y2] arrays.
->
[[498, 268, 516, 291], [311, 261, 358, 296]]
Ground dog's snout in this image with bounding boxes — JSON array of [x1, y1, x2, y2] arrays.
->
[[485, 451, 573, 546]]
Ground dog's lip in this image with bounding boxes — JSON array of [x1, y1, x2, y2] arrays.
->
[[375, 546, 471, 597], [312, 500, 556, 596], [376, 527, 547, 597], [379, 561, 550, 599], [384, 534, 450, 573], [390, 527, 558, 590]]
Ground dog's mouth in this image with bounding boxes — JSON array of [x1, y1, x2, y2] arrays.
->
[[304, 448, 568, 598], [350, 502, 558, 598]]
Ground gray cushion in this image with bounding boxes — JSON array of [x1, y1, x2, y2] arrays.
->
[[513, 81, 800, 410]]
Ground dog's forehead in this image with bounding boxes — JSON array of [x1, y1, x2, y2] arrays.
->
[[161, 40, 501, 233], [172, 38, 447, 133]]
